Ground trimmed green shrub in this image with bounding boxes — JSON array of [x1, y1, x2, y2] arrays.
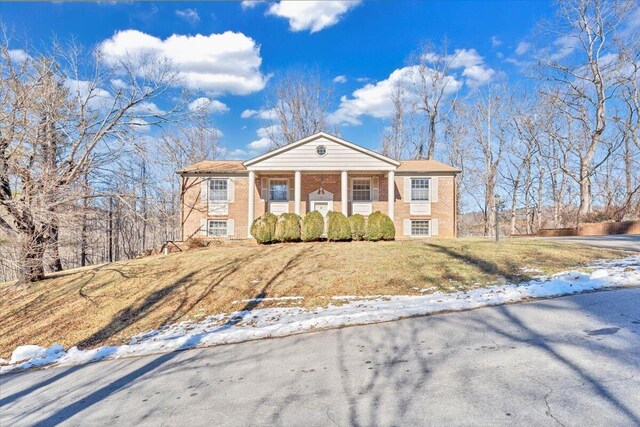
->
[[349, 214, 366, 241], [326, 211, 351, 241], [274, 213, 302, 242], [301, 211, 324, 242], [365, 211, 396, 241], [250, 212, 277, 244]]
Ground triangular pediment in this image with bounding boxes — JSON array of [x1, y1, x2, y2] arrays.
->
[[243, 132, 399, 171]]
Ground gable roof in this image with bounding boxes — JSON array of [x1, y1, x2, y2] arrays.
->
[[178, 160, 246, 174], [397, 160, 461, 173], [243, 132, 401, 167]]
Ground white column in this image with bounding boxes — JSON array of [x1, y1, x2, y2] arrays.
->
[[387, 170, 395, 220], [248, 170, 255, 238], [294, 170, 302, 215], [341, 170, 348, 216]]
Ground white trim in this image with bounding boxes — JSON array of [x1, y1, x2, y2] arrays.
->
[[294, 171, 302, 215], [351, 177, 372, 202], [243, 132, 400, 167], [248, 171, 255, 238], [409, 219, 432, 238], [268, 177, 289, 202], [341, 170, 348, 216], [352, 202, 372, 215], [207, 219, 229, 237]]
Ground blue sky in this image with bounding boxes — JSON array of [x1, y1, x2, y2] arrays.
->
[[1, 1, 554, 159]]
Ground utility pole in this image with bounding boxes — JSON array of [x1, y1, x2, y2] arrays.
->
[[108, 197, 113, 263], [495, 194, 500, 242]]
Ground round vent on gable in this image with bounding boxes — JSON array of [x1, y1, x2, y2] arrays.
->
[[316, 145, 327, 156]]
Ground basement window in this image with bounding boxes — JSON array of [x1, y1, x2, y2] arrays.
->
[[411, 220, 430, 236], [208, 220, 228, 237]]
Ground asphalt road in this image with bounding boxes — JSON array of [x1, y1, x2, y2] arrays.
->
[[2, 288, 640, 427], [542, 234, 640, 252]]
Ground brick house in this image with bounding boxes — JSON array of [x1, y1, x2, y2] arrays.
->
[[178, 132, 460, 240]]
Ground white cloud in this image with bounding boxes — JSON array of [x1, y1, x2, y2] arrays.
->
[[549, 34, 580, 61], [241, 0, 266, 9], [63, 79, 115, 111], [515, 41, 530, 55], [333, 75, 347, 83], [7, 49, 30, 63], [130, 101, 165, 116], [110, 78, 129, 90], [329, 48, 492, 125], [328, 66, 422, 126], [99, 30, 268, 95], [241, 107, 278, 120], [175, 8, 200, 24], [425, 48, 495, 88], [247, 137, 272, 151], [267, 1, 361, 33], [246, 125, 280, 152], [188, 97, 229, 114], [491, 36, 502, 48]]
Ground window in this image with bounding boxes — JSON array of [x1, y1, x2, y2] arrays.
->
[[316, 145, 327, 156], [411, 220, 430, 236], [269, 179, 288, 201], [411, 178, 430, 201], [209, 179, 228, 202], [352, 178, 371, 201], [208, 220, 227, 237]]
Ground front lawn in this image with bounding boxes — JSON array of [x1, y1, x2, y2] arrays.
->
[[0, 238, 625, 358]]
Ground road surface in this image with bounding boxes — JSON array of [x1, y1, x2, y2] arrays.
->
[[543, 234, 640, 252], [2, 288, 640, 426]]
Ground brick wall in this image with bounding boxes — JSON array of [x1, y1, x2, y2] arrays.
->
[[181, 172, 457, 240], [538, 220, 640, 237]]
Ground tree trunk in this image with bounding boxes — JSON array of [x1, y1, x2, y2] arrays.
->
[[19, 235, 46, 283], [578, 160, 592, 220], [428, 114, 436, 159], [47, 221, 63, 272]]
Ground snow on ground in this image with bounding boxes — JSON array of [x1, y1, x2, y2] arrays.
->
[[2, 256, 639, 375]]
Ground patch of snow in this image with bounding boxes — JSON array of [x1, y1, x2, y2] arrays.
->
[[519, 267, 543, 273], [2, 256, 639, 375]]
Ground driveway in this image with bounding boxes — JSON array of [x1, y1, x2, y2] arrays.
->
[[2, 288, 640, 426], [542, 234, 640, 252]]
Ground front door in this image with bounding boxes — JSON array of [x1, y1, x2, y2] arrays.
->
[[314, 201, 330, 218]]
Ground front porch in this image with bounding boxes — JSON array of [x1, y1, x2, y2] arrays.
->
[[246, 170, 396, 237]]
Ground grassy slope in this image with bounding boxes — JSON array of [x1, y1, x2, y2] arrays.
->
[[0, 238, 624, 358]]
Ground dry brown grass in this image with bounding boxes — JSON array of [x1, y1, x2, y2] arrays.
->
[[0, 238, 624, 357]]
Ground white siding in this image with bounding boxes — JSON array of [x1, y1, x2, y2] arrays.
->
[[352, 202, 372, 215], [248, 137, 395, 171], [410, 203, 431, 215], [269, 202, 289, 215]]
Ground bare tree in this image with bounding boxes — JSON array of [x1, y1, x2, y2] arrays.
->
[[0, 39, 182, 282], [266, 69, 335, 148], [410, 41, 460, 159], [536, 0, 637, 219]]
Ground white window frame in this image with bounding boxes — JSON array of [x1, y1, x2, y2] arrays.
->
[[352, 178, 372, 202], [209, 178, 228, 202], [269, 178, 289, 202], [411, 219, 431, 237], [410, 178, 430, 202], [207, 220, 228, 237]]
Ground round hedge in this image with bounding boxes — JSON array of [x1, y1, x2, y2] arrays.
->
[[348, 214, 366, 241], [365, 211, 396, 241], [326, 211, 351, 241], [274, 213, 302, 242], [250, 212, 277, 244], [302, 211, 325, 242]]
